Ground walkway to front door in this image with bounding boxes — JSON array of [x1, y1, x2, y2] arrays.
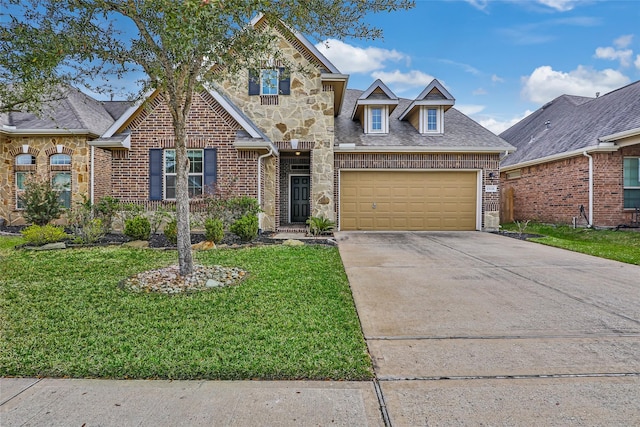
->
[[290, 175, 310, 223]]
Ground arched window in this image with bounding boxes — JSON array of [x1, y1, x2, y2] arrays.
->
[[14, 155, 36, 209], [50, 154, 72, 208]]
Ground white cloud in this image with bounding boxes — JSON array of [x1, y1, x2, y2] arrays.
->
[[521, 65, 630, 104], [635, 54, 640, 70], [594, 46, 634, 67], [370, 70, 435, 93], [491, 74, 504, 83], [457, 104, 486, 115], [477, 110, 534, 135], [536, 0, 579, 12], [464, 0, 488, 11], [315, 39, 407, 74], [614, 34, 634, 49], [473, 88, 488, 95]]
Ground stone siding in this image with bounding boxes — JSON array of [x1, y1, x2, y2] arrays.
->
[[1, 134, 91, 224]]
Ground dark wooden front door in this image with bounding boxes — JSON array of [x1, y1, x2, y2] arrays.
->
[[291, 176, 310, 223]]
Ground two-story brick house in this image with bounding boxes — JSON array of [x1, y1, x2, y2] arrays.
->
[[2, 15, 514, 231]]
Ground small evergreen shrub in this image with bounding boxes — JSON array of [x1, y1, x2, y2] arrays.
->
[[124, 216, 151, 241], [19, 179, 63, 226], [21, 224, 69, 246], [204, 217, 224, 243], [307, 216, 335, 236], [94, 196, 120, 233], [164, 218, 178, 244], [230, 214, 258, 241]]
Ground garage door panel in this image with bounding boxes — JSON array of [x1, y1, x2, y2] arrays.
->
[[340, 171, 477, 231]]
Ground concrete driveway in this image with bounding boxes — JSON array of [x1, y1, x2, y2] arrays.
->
[[335, 231, 640, 426]]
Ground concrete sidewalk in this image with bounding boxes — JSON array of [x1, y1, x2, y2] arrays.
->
[[1, 378, 383, 426]]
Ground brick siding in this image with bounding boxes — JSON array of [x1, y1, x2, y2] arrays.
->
[[500, 145, 640, 227]]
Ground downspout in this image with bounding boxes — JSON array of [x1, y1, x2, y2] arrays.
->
[[583, 151, 593, 227], [257, 148, 274, 231], [90, 146, 95, 204]]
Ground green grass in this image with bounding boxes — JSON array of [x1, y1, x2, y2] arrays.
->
[[501, 222, 640, 265], [0, 241, 373, 380]]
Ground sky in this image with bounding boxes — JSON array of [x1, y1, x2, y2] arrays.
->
[[314, 0, 640, 134]]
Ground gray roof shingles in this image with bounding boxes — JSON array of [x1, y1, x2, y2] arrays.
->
[[2, 86, 119, 136], [500, 80, 640, 167], [336, 89, 513, 151]]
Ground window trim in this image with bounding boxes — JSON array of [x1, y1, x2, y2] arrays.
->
[[365, 105, 388, 134], [420, 106, 444, 134], [163, 149, 204, 200], [623, 156, 640, 209]]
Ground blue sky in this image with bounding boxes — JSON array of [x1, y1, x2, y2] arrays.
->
[[314, 0, 640, 133]]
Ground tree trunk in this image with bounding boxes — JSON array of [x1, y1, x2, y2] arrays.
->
[[174, 121, 194, 276]]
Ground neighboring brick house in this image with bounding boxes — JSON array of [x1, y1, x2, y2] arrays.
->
[[2, 16, 514, 231], [500, 81, 640, 228]]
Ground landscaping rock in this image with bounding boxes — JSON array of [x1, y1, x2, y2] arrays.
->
[[32, 242, 67, 251], [123, 240, 149, 248], [282, 239, 305, 247], [192, 241, 216, 251]]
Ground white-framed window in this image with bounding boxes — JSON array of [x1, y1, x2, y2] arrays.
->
[[365, 106, 388, 134], [421, 106, 443, 134], [49, 153, 71, 208], [623, 157, 640, 209], [15, 154, 36, 209], [261, 69, 279, 95], [164, 149, 204, 199]]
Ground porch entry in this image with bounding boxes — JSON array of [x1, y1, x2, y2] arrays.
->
[[290, 175, 310, 223]]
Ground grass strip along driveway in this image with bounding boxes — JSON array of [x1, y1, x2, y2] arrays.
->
[[0, 237, 372, 380], [501, 223, 640, 265]]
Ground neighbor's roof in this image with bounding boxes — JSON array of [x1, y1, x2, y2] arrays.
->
[[501, 80, 640, 168], [335, 89, 514, 153], [1, 86, 117, 136]]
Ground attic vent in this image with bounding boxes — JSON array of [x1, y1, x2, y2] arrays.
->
[[545, 120, 551, 129]]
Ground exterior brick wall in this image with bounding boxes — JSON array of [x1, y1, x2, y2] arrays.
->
[[334, 152, 501, 230], [500, 145, 640, 227], [92, 147, 112, 202], [109, 91, 261, 204]]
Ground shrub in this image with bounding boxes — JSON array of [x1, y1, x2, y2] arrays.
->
[[204, 217, 225, 243], [21, 224, 69, 246], [94, 196, 120, 233], [19, 179, 64, 226], [307, 216, 335, 236], [230, 214, 258, 241], [124, 216, 151, 241], [164, 218, 178, 244]]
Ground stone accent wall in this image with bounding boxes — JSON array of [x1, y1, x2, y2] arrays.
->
[[500, 145, 640, 227], [110, 92, 261, 205], [335, 152, 501, 230], [219, 27, 336, 224], [0, 134, 91, 224]]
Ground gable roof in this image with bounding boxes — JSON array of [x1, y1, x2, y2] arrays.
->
[[351, 79, 399, 120], [398, 79, 455, 121], [1, 86, 116, 136], [336, 88, 514, 153], [501, 80, 640, 168]]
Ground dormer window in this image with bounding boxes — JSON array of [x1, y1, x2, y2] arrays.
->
[[421, 107, 443, 134], [366, 106, 389, 134], [399, 79, 454, 135], [352, 79, 398, 135]]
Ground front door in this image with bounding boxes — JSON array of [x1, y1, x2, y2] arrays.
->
[[290, 176, 310, 223]]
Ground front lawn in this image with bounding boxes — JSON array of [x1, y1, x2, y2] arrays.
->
[[501, 223, 640, 265], [0, 239, 373, 380]]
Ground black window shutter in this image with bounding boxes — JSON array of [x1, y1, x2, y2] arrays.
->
[[279, 67, 290, 95], [149, 148, 163, 200], [248, 69, 260, 95], [204, 148, 217, 193]]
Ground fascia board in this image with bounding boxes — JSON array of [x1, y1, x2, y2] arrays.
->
[[598, 126, 640, 143], [88, 134, 131, 149], [335, 145, 514, 154], [102, 90, 154, 137], [500, 145, 619, 172]]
